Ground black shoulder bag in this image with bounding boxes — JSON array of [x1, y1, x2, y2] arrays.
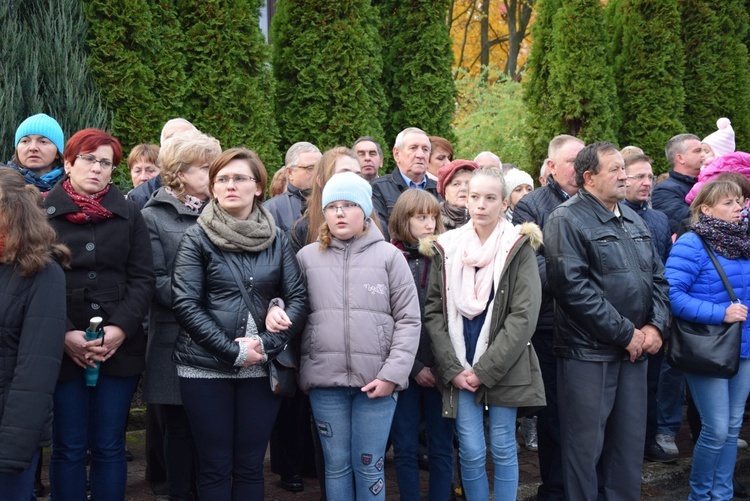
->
[[222, 250, 298, 397], [667, 237, 743, 378]]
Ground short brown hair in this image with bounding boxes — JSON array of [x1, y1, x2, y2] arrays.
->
[[208, 148, 268, 204], [0, 169, 70, 275], [126, 143, 159, 171], [388, 190, 444, 244], [690, 179, 743, 224], [429, 136, 454, 161]]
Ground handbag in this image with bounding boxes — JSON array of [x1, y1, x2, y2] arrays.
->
[[222, 250, 298, 397], [667, 236, 743, 378]]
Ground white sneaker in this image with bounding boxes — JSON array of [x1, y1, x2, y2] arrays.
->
[[739, 438, 748, 449], [655, 433, 679, 456]]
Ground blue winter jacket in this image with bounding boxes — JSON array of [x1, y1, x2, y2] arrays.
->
[[665, 231, 750, 359]]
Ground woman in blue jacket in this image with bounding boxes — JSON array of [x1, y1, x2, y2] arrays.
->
[[666, 179, 750, 500]]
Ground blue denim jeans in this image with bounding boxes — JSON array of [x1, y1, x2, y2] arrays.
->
[[310, 387, 397, 500], [657, 357, 686, 437], [0, 450, 39, 501], [390, 381, 454, 501], [50, 374, 138, 501], [685, 358, 750, 501], [455, 389, 518, 501]]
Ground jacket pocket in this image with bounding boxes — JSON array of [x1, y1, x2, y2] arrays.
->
[[497, 346, 532, 387]]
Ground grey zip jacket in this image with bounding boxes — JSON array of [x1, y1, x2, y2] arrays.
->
[[296, 222, 420, 391]]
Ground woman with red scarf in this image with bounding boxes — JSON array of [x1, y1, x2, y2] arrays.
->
[[43, 129, 155, 500]]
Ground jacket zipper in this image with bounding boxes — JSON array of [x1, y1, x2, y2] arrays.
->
[[344, 243, 352, 386]]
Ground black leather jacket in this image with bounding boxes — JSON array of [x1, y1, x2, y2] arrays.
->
[[544, 189, 670, 362], [171, 225, 308, 373]]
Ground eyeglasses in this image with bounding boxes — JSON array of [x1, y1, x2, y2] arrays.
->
[[77, 154, 115, 170], [292, 164, 316, 173], [626, 174, 655, 182], [324, 202, 359, 215], [215, 175, 257, 185]]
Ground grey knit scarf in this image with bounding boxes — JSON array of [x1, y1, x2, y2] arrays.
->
[[198, 200, 276, 252]]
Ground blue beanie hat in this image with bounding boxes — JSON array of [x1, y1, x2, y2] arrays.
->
[[15, 113, 65, 154], [322, 172, 373, 218]]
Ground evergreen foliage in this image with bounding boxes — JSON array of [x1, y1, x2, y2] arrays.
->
[[377, 0, 456, 147], [454, 71, 530, 173], [272, 0, 386, 163], [180, 0, 280, 167], [522, 0, 564, 169], [681, 0, 750, 150], [610, 0, 685, 173], [0, 0, 110, 164], [546, 0, 619, 146]]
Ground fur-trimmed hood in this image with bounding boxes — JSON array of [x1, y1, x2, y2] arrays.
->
[[519, 221, 543, 251]]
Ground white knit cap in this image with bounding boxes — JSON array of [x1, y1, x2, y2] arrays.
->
[[702, 117, 735, 158], [503, 168, 534, 201]]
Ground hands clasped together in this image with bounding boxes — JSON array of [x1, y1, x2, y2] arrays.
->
[[64, 325, 127, 369]]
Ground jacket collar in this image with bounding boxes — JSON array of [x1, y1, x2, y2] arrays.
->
[[286, 182, 310, 203], [623, 198, 648, 213], [545, 175, 572, 202], [329, 219, 384, 253], [144, 186, 204, 216], [45, 180, 130, 219], [668, 170, 698, 184], [577, 188, 635, 224]]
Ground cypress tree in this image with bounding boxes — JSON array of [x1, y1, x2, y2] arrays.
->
[[610, 0, 685, 172], [681, 0, 750, 149], [1, 0, 109, 163], [272, 0, 386, 160], [523, 0, 564, 169], [180, 0, 280, 167], [377, 0, 456, 146], [546, 0, 619, 145]]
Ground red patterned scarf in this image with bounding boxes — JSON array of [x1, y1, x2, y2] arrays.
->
[[62, 179, 114, 224]]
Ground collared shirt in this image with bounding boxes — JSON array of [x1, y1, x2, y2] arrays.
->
[[399, 170, 427, 190]]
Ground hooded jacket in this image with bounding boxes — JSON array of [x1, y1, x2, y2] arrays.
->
[[424, 221, 546, 418], [296, 222, 421, 391]]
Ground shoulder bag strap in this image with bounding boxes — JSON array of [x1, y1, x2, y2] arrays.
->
[[698, 236, 739, 302], [219, 249, 262, 327]]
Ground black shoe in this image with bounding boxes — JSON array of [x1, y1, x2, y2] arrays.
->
[[34, 480, 45, 497], [125, 448, 134, 462], [644, 442, 677, 463], [735, 476, 750, 498], [280, 474, 304, 493]]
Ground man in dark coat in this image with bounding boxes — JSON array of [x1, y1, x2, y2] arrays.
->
[[545, 142, 670, 501], [370, 127, 442, 241], [264, 142, 321, 232]]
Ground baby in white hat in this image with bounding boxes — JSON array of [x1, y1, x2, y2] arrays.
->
[[701, 117, 735, 169]]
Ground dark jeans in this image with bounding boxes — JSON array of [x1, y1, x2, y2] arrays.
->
[[50, 374, 139, 501], [558, 358, 647, 501], [0, 450, 39, 501], [179, 376, 281, 501], [531, 331, 565, 500], [390, 380, 454, 501]]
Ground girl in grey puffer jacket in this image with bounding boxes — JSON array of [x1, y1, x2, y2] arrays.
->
[[297, 172, 420, 500]]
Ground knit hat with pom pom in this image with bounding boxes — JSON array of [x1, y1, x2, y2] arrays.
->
[[702, 118, 736, 159]]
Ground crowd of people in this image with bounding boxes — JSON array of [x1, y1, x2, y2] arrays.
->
[[1, 112, 749, 501]]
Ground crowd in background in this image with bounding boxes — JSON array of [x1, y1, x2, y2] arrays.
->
[[1, 112, 750, 501]]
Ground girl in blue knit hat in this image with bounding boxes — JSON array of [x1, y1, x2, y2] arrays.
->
[[296, 171, 421, 500], [7, 113, 66, 192]]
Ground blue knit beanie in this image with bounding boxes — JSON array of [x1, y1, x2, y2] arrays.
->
[[15, 113, 65, 154], [322, 172, 373, 217]]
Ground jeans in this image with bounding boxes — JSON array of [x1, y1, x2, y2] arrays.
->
[[50, 374, 138, 501], [685, 358, 750, 501], [657, 353, 686, 437], [390, 380, 454, 501], [310, 387, 397, 500], [179, 377, 281, 501], [455, 389, 518, 501], [0, 450, 39, 501]]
